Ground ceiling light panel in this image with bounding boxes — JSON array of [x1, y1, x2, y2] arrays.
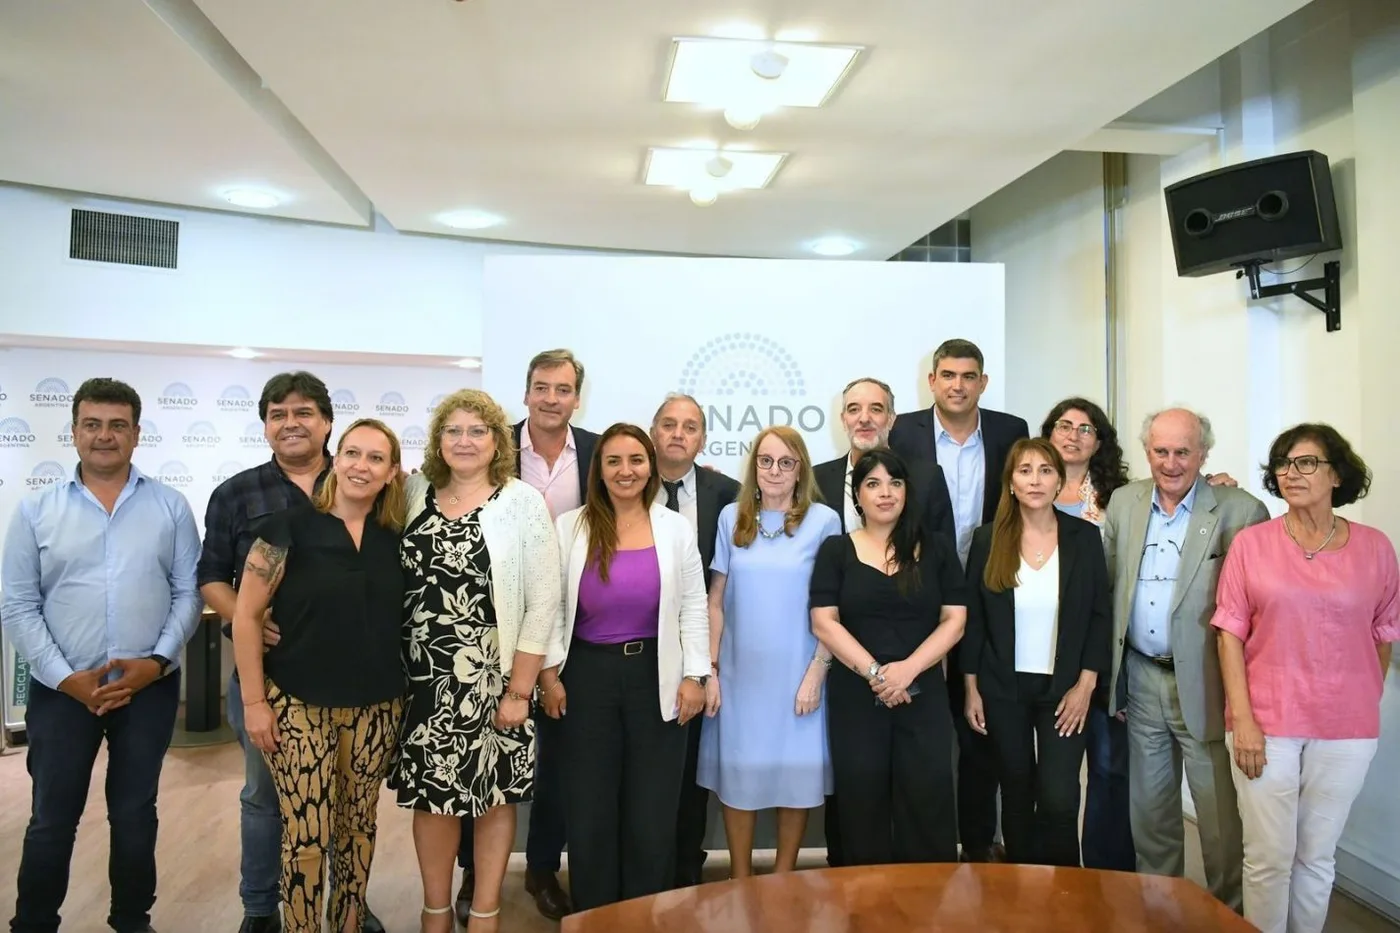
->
[[644, 148, 787, 190], [664, 38, 862, 108]]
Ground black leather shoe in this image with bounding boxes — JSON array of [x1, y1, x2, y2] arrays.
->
[[960, 844, 1008, 863], [454, 869, 475, 927], [238, 917, 281, 933], [361, 903, 385, 933], [524, 868, 573, 920]]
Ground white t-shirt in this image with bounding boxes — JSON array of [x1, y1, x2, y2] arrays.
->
[[1014, 549, 1060, 675]]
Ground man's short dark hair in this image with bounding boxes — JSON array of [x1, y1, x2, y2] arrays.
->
[[72, 378, 142, 425], [930, 339, 985, 373], [259, 371, 333, 424]]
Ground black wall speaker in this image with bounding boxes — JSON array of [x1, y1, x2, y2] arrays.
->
[[1163, 150, 1341, 277]]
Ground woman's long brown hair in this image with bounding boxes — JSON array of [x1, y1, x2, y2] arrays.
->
[[983, 437, 1065, 593], [733, 425, 819, 547], [578, 422, 661, 582]]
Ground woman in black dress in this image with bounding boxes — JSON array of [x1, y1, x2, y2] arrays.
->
[[810, 448, 967, 865], [391, 390, 561, 933]]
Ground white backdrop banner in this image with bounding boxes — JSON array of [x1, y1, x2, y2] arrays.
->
[[483, 256, 1006, 477], [0, 348, 481, 728]]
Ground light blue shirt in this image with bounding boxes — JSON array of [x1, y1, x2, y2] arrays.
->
[[933, 411, 985, 567], [1, 464, 203, 690], [1128, 483, 1198, 658]]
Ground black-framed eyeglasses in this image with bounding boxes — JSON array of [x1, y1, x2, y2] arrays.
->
[[756, 454, 799, 473], [1052, 420, 1097, 439], [1270, 455, 1330, 475]]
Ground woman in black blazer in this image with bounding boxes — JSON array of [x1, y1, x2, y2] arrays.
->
[[961, 437, 1111, 867]]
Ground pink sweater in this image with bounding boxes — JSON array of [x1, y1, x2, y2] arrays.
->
[[1211, 517, 1399, 740]]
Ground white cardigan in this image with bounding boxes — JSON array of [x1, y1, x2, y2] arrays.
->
[[405, 474, 561, 674], [548, 502, 710, 720]]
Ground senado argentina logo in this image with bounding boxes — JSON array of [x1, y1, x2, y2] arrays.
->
[[0, 382, 8, 402], [0, 417, 37, 448], [139, 420, 163, 445], [212, 461, 245, 485], [182, 420, 221, 448], [155, 460, 194, 489], [56, 421, 74, 445], [239, 421, 267, 449], [218, 385, 257, 413], [376, 391, 410, 417], [677, 332, 825, 457], [30, 377, 73, 408], [401, 425, 428, 450], [158, 382, 199, 410], [27, 461, 67, 489], [427, 393, 447, 415], [331, 389, 360, 416]]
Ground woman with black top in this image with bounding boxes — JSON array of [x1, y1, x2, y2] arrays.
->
[[809, 448, 967, 865], [961, 437, 1111, 867], [233, 418, 408, 933]]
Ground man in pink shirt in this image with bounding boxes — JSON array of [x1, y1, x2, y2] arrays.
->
[[454, 349, 597, 925]]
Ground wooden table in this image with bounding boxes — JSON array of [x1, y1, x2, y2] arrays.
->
[[560, 863, 1255, 932]]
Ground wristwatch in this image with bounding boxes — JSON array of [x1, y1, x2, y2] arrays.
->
[[684, 674, 709, 687], [147, 654, 172, 677]]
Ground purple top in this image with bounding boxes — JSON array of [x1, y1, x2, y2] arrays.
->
[[575, 546, 661, 644]]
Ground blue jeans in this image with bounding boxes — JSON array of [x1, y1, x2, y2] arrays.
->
[[227, 673, 282, 917], [1081, 705, 1136, 871], [12, 672, 180, 933]]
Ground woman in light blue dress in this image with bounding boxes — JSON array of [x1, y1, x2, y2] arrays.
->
[[696, 425, 842, 878]]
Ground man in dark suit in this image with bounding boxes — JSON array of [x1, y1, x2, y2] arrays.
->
[[650, 393, 741, 887], [457, 349, 597, 924], [888, 338, 1029, 863], [810, 376, 956, 868]]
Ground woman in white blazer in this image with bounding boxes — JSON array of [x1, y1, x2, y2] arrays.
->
[[538, 422, 709, 912], [389, 389, 562, 933]]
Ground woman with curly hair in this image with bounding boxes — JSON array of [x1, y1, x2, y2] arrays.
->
[[1214, 423, 1398, 933], [1040, 398, 1130, 525], [392, 389, 561, 933]]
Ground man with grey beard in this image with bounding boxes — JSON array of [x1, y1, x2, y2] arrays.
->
[[811, 376, 955, 867]]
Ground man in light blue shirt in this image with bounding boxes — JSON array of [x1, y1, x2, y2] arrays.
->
[[2, 377, 201, 933]]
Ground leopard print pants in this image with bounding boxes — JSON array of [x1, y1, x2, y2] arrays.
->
[[264, 682, 402, 933]]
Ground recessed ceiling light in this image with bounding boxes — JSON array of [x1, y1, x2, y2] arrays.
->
[[810, 237, 858, 257], [664, 38, 862, 109], [689, 185, 719, 207], [724, 106, 764, 131], [439, 210, 503, 230], [644, 147, 787, 190], [223, 189, 280, 209], [227, 347, 262, 359], [454, 358, 482, 370]]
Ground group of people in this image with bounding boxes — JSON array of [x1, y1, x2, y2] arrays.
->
[[2, 339, 1394, 933]]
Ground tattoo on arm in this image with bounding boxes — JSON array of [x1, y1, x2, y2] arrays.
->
[[243, 539, 288, 588]]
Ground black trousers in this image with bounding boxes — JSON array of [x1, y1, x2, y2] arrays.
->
[[559, 640, 688, 912], [13, 673, 181, 933], [457, 706, 567, 873], [945, 667, 1000, 853], [982, 674, 1088, 867], [827, 669, 957, 866], [673, 714, 709, 885]]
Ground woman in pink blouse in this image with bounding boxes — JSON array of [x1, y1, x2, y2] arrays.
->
[[1211, 423, 1398, 933]]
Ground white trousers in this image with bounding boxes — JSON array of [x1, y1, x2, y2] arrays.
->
[[1226, 733, 1377, 933]]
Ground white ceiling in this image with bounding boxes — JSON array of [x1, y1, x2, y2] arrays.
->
[[0, 0, 1311, 259]]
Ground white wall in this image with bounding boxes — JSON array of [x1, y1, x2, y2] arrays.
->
[[0, 184, 591, 358], [970, 151, 1108, 424]]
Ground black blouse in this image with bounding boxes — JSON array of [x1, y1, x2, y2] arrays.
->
[[256, 504, 406, 708], [810, 534, 968, 688]]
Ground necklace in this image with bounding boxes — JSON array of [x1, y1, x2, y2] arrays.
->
[[1285, 514, 1338, 560], [757, 516, 785, 540], [443, 482, 490, 506]]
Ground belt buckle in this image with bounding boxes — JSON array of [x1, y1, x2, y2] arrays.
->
[[623, 640, 644, 656]]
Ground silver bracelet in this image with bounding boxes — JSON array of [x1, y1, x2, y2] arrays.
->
[[813, 655, 832, 668]]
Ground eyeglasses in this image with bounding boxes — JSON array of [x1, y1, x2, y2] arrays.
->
[[1053, 420, 1097, 439], [1270, 455, 1330, 475], [443, 425, 492, 441], [756, 455, 799, 473], [1137, 538, 1182, 583]]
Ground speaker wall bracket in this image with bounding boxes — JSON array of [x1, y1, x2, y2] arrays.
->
[[1238, 259, 1341, 332]]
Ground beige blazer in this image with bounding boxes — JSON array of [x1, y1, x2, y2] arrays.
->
[[548, 502, 710, 720], [1102, 477, 1269, 741]]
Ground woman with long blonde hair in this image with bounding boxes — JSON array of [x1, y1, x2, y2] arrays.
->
[[232, 418, 408, 933], [695, 426, 842, 876]]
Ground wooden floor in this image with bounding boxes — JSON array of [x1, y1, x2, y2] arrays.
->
[[0, 739, 1394, 933]]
